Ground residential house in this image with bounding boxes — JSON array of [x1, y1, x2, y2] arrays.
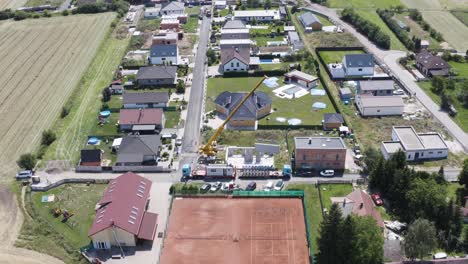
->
[[88, 172, 158, 249], [115, 135, 161, 166], [160, 17, 180, 31], [214, 0, 227, 9], [342, 54, 374, 76], [212, 16, 227, 26], [355, 95, 404, 116], [284, 70, 318, 89], [287, 31, 304, 51], [162, 14, 188, 24], [119, 108, 165, 133], [416, 50, 451, 77], [221, 48, 250, 72], [152, 32, 178, 45], [109, 84, 124, 95], [233, 10, 281, 22], [160, 1, 184, 15], [357, 80, 395, 96], [80, 149, 102, 166], [222, 19, 246, 29], [380, 126, 448, 161], [299, 12, 322, 31], [144, 6, 161, 18], [220, 28, 250, 40], [279, 6, 287, 20], [215, 91, 272, 130], [123, 92, 169, 109], [331, 190, 384, 229], [150, 44, 178, 65], [284, 25, 296, 32], [294, 137, 347, 171], [136, 66, 177, 86], [219, 38, 251, 49], [322, 113, 344, 130]]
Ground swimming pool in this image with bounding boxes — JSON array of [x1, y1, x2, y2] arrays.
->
[[260, 59, 273, 63], [283, 86, 302, 95]]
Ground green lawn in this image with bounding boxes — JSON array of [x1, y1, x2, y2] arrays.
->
[[89, 112, 119, 137], [25, 0, 64, 6], [84, 139, 117, 164], [137, 18, 162, 32], [206, 77, 336, 126], [31, 184, 106, 247], [165, 110, 181, 128], [218, 8, 229, 17], [182, 17, 199, 33], [447, 182, 462, 202], [186, 6, 201, 15], [449, 61, 468, 78], [43, 25, 131, 164], [318, 183, 353, 210], [328, 0, 401, 8], [254, 35, 285, 47], [107, 95, 122, 109], [285, 184, 321, 254], [451, 11, 468, 27], [356, 10, 407, 51], [318, 50, 365, 64], [419, 81, 468, 132]]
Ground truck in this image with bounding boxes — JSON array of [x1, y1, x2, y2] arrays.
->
[[182, 164, 236, 179], [238, 164, 292, 179]]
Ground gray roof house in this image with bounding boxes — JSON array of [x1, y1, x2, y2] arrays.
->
[[342, 54, 374, 76], [116, 135, 161, 166], [223, 20, 246, 29], [136, 66, 177, 86], [160, 1, 184, 15], [287, 31, 304, 51], [299, 12, 322, 31], [357, 80, 395, 96], [123, 92, 169, 109], [149, 44, 178, 65], [215, 91, 272, 130]]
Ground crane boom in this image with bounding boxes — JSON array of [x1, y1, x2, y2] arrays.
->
[[200, 76, 268, 156]]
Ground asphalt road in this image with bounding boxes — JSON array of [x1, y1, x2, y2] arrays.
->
[[181, 16, 211, 158], [303, 3, 468, 153]]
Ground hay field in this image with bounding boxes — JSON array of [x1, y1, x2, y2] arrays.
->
[[0, 13, 115, 181], [0, 0, 26, 9], [401, 0, 468, 9], [422, 11, 468, 51]]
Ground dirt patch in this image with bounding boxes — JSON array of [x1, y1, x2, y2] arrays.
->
[[160, 197, 310, 264]]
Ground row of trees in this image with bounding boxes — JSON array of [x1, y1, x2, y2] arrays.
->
[[409, 9, 444, 42], [369, 150, 464, 252], [317, 204, 383, 264], [431, 77, 468, 109], [17, 130, 57, 170], [377, 9, 415, 51], [341, 8, 391, 49]]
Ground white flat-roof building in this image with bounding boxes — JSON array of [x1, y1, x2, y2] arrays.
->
[[355, 95, 404, 116], [233, 10, 281, 22], [381, 126, 448, 161], [144, 7, 161, 18]]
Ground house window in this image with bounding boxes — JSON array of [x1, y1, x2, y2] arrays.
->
[[429, 151, 433, 154], [303, 155, 306, 161], [437, 151, 443, 154], [408, 154, 411, 159], [237, 62, 240, 67], [231, 62, 234, 67], [377, 110, 380, 112]]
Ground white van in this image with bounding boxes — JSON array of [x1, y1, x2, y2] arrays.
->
[[263, 181, 274, 191]]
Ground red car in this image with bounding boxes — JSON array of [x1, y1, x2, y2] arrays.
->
[[371, 194, 383, 206]]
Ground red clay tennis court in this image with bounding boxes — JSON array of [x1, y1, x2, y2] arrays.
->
[[159, 197, 310, 264]]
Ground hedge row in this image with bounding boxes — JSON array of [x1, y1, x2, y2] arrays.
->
[[377, 9, 415, 51]]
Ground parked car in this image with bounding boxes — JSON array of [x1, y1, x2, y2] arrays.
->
[[273, 180, 284, 191], [245, 181, 257, 191], [16, 170, 33, 179], [175, 138, 183, 146], [200, 183, 211, 192], [371, 194, 383, 206], [263, 181, 274, 191], [210, 182, 221, 192], [320, 170, 335, 177], [221, 182, 231, 192], [393, 89, 405, 95]]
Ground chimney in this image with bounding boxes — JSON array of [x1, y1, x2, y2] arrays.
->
[[308, 138, 312, 145]]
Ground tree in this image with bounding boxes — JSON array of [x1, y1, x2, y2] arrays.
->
[[440, 91, 452, 111], [62, 10, 69, 16], [351, 216, 384, 264], [264, 0, 271, 9], [457, 82, 468, 107], [102, 87, 112, 102], [17, 153, 37, 170], [206, 48, 217, 66], [446, 79, 456, 90], [458, 159, 468, 200], [41, 130, 56, 146], [442, 50, 452, 61], [463, 227, 468, 253], [13, 10, 29, 20], [176, 80, 186, 94], [317, 203, 344, 264], [431, 76, 445, 94], [291, 5, 299, 13], [363, 147, 382, 174], [404, 218, 437, 261]]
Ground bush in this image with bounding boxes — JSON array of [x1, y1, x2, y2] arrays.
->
[[17, 153, 37, 170], [341, 8, 390, 49], [176, 80, 186, 94], [377, 9, 415, 51], [61, 105, 70, 118], [32, 13, 40, 19], [0, 9, 13, 20], [41, 130, 56, 146], [62, 10, 69, 16], [42, 10, 51, 17], [13, 11, 30, 21]]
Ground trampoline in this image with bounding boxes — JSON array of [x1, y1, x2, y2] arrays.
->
[[312, 102, 327, 109]]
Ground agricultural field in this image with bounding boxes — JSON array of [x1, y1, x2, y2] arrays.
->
[[206, 77, 336, 126], [421, 11, 468, 51], [0, 13, 115, 182], [451, 10, 468, 26], [25, 0, 64, 7], [328, 0, 401, 8], [0, 0, 26, 9], [401, 0, 468, 9]]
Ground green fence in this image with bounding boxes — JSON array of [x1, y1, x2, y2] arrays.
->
[[232, 190, 304, 197]]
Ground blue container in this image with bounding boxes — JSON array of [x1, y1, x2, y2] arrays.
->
[[88, 137, 99, 145]]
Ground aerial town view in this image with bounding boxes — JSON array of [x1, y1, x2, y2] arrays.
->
[[1, 0, 468, 263]]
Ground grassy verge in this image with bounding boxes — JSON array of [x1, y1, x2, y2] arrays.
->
[[318, 183, 353, 209], [165, 110, 181, 129], [206, 77, 336, 126], [419, 81, 468, 133], [449, 61, 468, 79], [318, 50, 365, 64], [16, 184, 106, 263], [43, 22, 131, 164], [254, 35, 285, 46]]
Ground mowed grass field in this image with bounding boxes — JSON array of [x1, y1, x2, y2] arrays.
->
[[328, 0, 401, 8], [0, 0, 26, 9], [401, 0, 468, 9], [0, 13, 115, 181], [421, 11, 468, 51]]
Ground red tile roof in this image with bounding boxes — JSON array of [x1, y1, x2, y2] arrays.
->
[[119, 109, 163, 126], [137, 212, 158, 240], [347, 190, 384, 228], [88, 172, 155, 238]]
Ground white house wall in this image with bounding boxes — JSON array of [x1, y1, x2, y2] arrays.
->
[[91, 227, 137, 248], [223, 58, 248, 72], [345, 66, 374, 76], [150, 56, 178, 65]]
